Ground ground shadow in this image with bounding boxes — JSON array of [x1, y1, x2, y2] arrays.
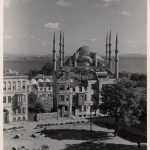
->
[[92, 117, 147, 143], [118, 129, 147, 143], [39, 129, 111, 141], [62, 141, 147, 150]]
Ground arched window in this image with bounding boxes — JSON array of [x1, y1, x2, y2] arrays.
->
[[3, 82, 6, 90], [18, 81, 21, 90], [13, 81, 16, 90], [13, 117, 16, 122], [23, 116, 26, 121], [22, 81, 25, 89], [8, 81, 11, 90], [17, 117, 21, 121]]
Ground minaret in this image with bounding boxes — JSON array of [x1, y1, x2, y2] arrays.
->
[[52, 31, 57, 112], [105, 32, 108, 61], [59, 31, 63, 68], [52, 31, 56, 72], [62, 32, 65, 63], [108, 30, 112, 70], [114, 34, 119, 79]]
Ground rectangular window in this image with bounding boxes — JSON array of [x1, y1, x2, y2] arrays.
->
[[13, 81, 16, 90], [23, 107, 26, 114], [84, 105, 86, 112], [22, 81, 25, 89], [18, 81, 21, 90], [8, 81, 11, 90], [8, 96, 11, 103], [3, 82, 6, 90], [85, 94, 87, 101], [79, 85, 82, 92], [3, 96, 6, 103], [59, 85, 65, 91], [65, 106, 68, 111], [72, 87, 75, 91], [59, 95, 65, 101], [18, 107, 21, 114], [67, 85, 69, 90], [66, 95, 69, 101]]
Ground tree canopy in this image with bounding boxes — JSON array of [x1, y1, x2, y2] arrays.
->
[[100, 81, 146, 127]]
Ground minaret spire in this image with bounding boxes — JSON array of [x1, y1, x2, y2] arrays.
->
[[52, 31, 57, 112], [105, 32, 108, 61], [62, 31, 65, 63], [59, 30, 63, 68], [52, 31, 56, 72], [108, 30, 112, 70], [114, 33, 119, 79]]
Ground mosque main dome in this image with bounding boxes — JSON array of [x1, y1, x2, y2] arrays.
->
[[77, 46, 91, 56], [64, 45, 105, 67]]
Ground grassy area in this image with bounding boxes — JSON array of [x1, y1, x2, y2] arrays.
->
[[92, 117, 147, 143]]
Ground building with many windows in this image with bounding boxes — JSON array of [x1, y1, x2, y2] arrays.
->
[[3, 71, 28, 123], [28, 74, 53, 112]]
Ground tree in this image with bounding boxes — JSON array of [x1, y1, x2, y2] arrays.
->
[[100, 83, 135, 132], [40, 62, 53, 75], [34, 102, 45, 113], [26, 69, 39, 79], [28, 92, 37, 112]]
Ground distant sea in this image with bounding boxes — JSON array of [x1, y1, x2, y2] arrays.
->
[[3, 56, 147, 75]]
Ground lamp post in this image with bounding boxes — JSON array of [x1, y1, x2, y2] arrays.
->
[[90, 105, 92, 132]]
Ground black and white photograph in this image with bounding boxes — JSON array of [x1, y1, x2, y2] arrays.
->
[[3, 0, 147, 149]]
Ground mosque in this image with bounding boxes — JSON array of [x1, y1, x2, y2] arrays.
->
[[52, 30, 119, 118]]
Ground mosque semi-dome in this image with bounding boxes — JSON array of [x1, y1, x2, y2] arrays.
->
[[77, 55, 93, 64]]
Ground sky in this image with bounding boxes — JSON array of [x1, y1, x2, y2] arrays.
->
[[3, 0, 147, 56]]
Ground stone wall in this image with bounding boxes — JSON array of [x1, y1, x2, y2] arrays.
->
[[36, 112, 57, 121]]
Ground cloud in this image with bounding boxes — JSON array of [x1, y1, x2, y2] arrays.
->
[[56, 0, 71, 7], [4, 0, 31, 8], [127, 40, 146, 44], [91, 3, 109, 8], [4, 35, 13, 39], [103, 0, 119, 2], [4, 0, 11, 8], [101, 3, 109, 7], [119, 11, 130, 16], [44, 23, 60, 30], [90, 38, 96, 42]]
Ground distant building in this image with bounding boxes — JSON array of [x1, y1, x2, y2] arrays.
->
[[3, 70, 28, 123], [28, 74, 53, 112]]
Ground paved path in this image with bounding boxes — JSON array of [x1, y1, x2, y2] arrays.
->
[[3, 121, 147, 150]]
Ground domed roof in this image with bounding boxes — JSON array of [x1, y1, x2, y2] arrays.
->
[[77, 45, 91, 56], [38, 79, 44, 82], [45, 78, 52, 82], [30, 79, 37, 85], [77, 55, 93, 64]]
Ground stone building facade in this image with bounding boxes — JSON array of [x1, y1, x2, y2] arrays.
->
[[3, 73, 28, 123]]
